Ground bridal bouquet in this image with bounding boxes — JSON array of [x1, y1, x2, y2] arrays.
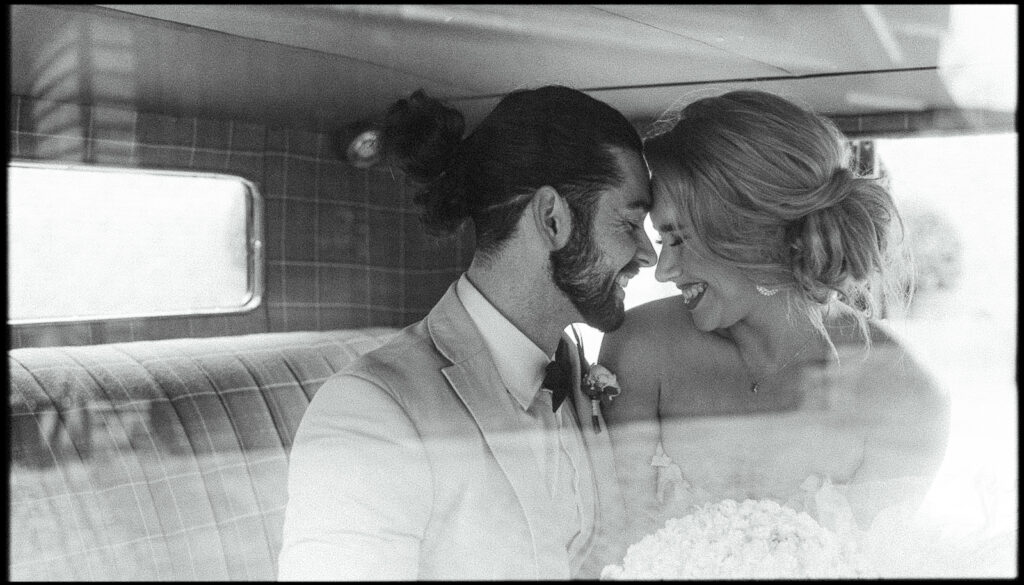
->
[[601, 498, 876, 579]]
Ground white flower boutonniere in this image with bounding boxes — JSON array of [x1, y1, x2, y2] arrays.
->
[[581, 363, 621, 433], [568, 326, 621, 433]]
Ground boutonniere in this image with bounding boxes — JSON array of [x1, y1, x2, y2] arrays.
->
[[570, 326, 621, 434]]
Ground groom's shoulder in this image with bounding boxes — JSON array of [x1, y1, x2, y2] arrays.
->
[[337, 319, 444, 387], [356, 319, 438, 368]]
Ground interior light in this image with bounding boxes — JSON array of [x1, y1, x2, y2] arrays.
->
[[346, 128, 382, 168]]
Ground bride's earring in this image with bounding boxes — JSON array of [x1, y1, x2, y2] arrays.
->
[[756, 284, 779, 296]]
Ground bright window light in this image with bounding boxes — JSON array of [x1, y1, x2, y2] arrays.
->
[[7, 162, 263, 323]]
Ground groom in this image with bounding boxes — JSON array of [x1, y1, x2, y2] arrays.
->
[[278, 86, 656, 580]]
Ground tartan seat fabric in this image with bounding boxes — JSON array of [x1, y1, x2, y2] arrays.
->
[[8, 328, 399, 581]]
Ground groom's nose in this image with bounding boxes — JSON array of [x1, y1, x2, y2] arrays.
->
[[635, 230, 656, 267], [654, 249, 679, 283]]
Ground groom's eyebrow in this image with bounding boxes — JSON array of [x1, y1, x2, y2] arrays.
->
[[626, 198, 650, 213]]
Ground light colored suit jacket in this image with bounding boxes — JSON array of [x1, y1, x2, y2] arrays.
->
[[278, 282, 626, 580]]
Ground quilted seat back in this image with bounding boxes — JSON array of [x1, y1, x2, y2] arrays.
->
[[9, 328, 398, 580]]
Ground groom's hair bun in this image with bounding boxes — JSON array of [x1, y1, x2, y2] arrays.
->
[[380, 89, 469, 234]]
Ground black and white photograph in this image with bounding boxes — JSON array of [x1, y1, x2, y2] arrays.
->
[[7, 4, 1017, 580]]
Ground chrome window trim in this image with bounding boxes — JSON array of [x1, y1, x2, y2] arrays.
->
[[7, 160, 264, 324]]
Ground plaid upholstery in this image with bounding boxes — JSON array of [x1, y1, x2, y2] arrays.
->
[[9, 93, 475, 349], [9, 327, 398, 580]]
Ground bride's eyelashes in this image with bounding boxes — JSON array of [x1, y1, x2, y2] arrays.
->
[[655, 234, 684, 247]]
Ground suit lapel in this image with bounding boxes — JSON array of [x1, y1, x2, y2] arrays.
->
[[426, 283, 569, 576], [567, 333, 627, 568], [568, 332, 619, 483]]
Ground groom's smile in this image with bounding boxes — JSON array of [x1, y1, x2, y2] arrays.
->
[[551, 148, 656, 332]]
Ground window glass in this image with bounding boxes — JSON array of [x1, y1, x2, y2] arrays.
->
[[869, 134, 1017, 526], [7, 162, 263, 323]]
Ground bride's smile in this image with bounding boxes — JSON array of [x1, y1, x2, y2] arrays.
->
[[676, 281, 707, 309]]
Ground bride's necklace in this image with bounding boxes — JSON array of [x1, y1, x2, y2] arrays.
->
[[747, 337, 816, 394]]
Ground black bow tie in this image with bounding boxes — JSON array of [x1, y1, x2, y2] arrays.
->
[[542, 339, 574, 412]]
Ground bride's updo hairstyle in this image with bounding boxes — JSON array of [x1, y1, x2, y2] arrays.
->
[[379, 86, 643, 258], [644, 90, 911, 346]]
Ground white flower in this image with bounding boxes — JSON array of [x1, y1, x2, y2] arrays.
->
[[601, 498, 877, 579], [580, 363, 621, 433], [586, 364, 619, 391]]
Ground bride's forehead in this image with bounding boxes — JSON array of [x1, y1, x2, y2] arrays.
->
[[651, 210, 685, 239], [650, 189, 686, 229]]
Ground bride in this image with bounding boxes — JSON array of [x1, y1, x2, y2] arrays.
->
[[598, 90, 952, 569]]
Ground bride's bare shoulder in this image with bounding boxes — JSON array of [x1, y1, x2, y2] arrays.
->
[[600, 296, 695, 360], [598, 297, 697, 419], [825, 312, 947, 414]]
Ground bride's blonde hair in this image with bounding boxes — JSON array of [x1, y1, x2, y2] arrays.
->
[[644, 90, 913, 349]]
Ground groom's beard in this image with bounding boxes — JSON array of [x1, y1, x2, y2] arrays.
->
[[550, 218, 634, 333]]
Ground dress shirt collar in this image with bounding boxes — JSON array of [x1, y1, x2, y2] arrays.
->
[[456, 274, 550, 411]]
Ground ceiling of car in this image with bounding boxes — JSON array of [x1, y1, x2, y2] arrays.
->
[[9, 4, 1016, 134]]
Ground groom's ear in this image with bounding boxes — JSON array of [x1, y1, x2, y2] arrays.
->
[[530, 185, 573, 250]]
